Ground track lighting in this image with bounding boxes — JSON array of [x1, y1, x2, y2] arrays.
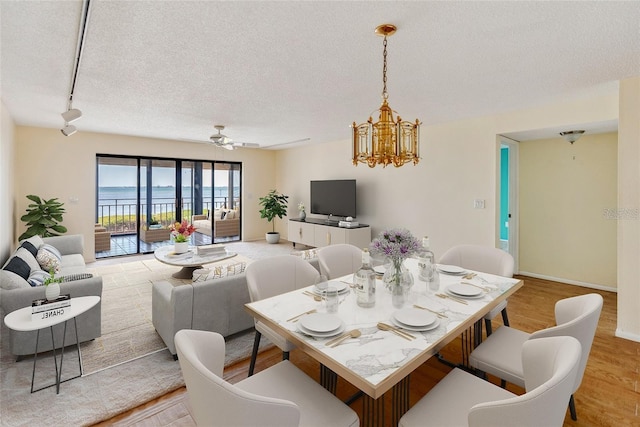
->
[[61, 108, 82, 123], [61, 124, 77, 136]]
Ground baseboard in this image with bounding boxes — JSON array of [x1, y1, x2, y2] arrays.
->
[[614, 329, 640, 343], [517, 271, 617, 293]]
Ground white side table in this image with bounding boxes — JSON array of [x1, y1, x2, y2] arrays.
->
[[4, 295, 101, 393]]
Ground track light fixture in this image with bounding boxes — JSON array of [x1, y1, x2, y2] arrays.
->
[[61, 125, 77, 137], [61, 108, 82, 123]]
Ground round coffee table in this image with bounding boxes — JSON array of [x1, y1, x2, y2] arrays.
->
[[154, 246, 237, 279]]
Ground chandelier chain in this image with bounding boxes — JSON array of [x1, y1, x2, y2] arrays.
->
[[382, 36, 388, 100]]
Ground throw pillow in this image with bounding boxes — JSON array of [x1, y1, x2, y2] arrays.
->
[[23, 235, 44, 250], [294, 248, 318, 261], [27, 269, 50, 287], [36, 247, 61, 272], [226, 210, 236, 219], [220, 210, 227, 220], [15, 247, 41, 273], [192, 261, 247, 282], [0, 270, 30, 290], [40, 244, 62, 261], [60, 272, 93, 282], [2, 256, 31, 280], [20, 241, 38, 257]]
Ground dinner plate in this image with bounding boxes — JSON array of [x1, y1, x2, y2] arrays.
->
[[297, 322, 346, 338], [373, 266, 385, 275], [437, 264, 466, 275], [447, 283, 483, 297], [393, 308, 437, 327], [314, 280, 348, 294], [299, 313, 342, 333], [391, 317, 440, 332], [445, 288, 485, 300]]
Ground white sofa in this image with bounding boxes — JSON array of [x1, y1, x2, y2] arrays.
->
[[192, 209, 240, 238], [0, 234, 103, 356]]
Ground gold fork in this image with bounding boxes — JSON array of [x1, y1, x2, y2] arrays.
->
[[286, 309, 317, 322], [436, 293, 468, 305], [413, 304, 448, 318]]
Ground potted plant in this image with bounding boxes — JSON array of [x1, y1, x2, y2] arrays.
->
[[170, 220, 196, 253], [258, 190, 289, 244], [19, 195, 67, 240], [44, 268, 63, 301]]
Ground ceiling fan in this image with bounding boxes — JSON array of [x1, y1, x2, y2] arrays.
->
[[209, 125, 259, 150]]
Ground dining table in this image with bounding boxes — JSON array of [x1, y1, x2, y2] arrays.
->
[[244, 258, 523, 427]]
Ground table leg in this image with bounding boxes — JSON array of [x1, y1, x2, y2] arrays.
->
[[172, 266, 201, 279], [362, 394, 385, 427], [319, 364, 337, 394], [392, 376, 410, 425]]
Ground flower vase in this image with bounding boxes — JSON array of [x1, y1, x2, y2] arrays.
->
[[300, 210, 306, 221], [46, 282, 61, 301], [174, 241, 189, 254], [383, 259, 415, 308]]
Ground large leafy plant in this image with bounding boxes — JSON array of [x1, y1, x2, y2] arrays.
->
[[258, 190, 289, 233], [19, 195, 67, 240]]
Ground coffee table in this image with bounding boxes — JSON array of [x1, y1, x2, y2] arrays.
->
[[4, 295, 101, 394], [154, 245, 237, 279]]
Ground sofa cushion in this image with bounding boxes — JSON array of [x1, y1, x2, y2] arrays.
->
[[60, 254, 87, 268], [3, 256, 31, 280], [15, 247, 42, 273], [0, 270, 30, 290]]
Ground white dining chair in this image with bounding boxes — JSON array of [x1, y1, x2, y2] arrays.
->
[[439, 244, 515, 335], [399, 335, 582, 427], [317, 243, 363, 279], [245, 255, 320, 376], [469, 293, 603, 421], [175, 329, 360, 427]]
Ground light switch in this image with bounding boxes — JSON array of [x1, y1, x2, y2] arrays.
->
[[474, 199, 485, 209]]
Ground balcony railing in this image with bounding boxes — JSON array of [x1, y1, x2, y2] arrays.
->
[[96, 197, 232, 234]]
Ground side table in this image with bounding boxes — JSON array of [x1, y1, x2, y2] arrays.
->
[[3, 295, 101, 393]]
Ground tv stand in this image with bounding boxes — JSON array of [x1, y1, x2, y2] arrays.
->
[[288, 218, 371, 249]]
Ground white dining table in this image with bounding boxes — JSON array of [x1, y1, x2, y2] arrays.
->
[[245, 258, 523, 426]]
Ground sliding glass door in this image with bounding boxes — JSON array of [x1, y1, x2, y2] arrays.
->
[[96, 155, 242, 258]]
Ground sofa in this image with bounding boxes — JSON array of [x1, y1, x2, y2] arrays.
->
[[192, 209, 240, 238], [152, 254, 319, 358], [0, 234, 103, 356]]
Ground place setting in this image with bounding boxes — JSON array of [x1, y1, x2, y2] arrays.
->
[[295, 312, 346, 338], [436, 264, 468, 276], [435, 282, 488, 305], [388, 307, 440, 333]]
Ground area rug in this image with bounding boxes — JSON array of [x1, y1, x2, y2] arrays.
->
[[0, 252, 265, 426]]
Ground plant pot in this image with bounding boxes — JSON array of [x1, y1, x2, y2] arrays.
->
[[265, 232, 280, 244], [174, 241, 189, 254], [45, 282, 61, 301]]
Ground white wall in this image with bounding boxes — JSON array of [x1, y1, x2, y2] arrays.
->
[[1, 101, 16, 264], [13, 127, 277, 261]]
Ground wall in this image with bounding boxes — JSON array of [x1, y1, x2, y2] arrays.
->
[[13, 127, 277, 261], [0, 101, 16, 264], [518, 133, 617, 288], [617, 77, 640, 342]]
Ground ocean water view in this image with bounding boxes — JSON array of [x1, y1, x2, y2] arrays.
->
[[98, 186, 239, 205]]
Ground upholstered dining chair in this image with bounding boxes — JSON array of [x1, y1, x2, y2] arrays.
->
[[175, 329, 360, 427], [317, 243, 363, 279], [399, 336, 582, 427], [469, 293, 603, 421], [245, 255, 320, 376], [439, 244, 515, 336]]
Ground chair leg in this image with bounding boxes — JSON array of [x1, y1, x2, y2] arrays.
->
[[501, 308, 510, 327], [500, 379, 507, 388], [569, 394, 577, 420], [484, 318, 493, 336], [282, 351, 289, 360], [248, 330, 262, 377]]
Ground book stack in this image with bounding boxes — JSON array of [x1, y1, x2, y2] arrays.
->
[[196, 245, 226, 256], [32, 294, 71, 321]]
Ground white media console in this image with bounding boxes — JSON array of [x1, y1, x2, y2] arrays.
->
[[288, 218, 371, 249]]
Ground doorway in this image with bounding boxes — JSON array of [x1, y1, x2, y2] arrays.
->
[[499, 139, 518, 271]]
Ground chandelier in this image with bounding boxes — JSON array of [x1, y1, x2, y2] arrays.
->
[[352, 24, 421, 168]]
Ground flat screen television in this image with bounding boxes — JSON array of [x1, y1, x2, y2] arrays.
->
[[310, 179, 356, 218]]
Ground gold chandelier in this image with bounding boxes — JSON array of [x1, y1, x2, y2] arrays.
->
[[352, 24, 421, 168]]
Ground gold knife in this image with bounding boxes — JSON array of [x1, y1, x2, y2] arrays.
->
[[413, 304, 448, 318], [377, 322, 415, 340], [436, 293, 468, 305], [286, 309, 316, 322]]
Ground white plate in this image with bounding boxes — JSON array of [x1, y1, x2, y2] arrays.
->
[[393, 308, 437, 327], [391, 317, 440, 332], [437, 264, 466, 275], [373, 266, 385, 275], [299, 313, 342, 333], [314, 281, 347, 294], [445, 288, 485, 300], [447, 283, 483, 297], [297, 322, 345, 338]]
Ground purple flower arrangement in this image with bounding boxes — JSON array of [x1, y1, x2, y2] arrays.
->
[[369, 228, 421, 262]]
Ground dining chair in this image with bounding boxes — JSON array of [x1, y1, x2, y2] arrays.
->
[[317, 243, 363, 279], [469, 293, 603, 421], [245, 255, 320, 376], [175, 329, 360, 427], [438, 244, 515, 336], [399, 335, 581, 427]]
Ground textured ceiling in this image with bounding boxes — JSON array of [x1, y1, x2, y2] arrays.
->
[[1, 1, 638, 148]]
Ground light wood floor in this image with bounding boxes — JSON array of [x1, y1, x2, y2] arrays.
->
[[94, 276, 639, 426]]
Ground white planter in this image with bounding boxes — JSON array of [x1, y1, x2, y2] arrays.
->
[[45, 282, 61, 301], [265, 232, 280, 244], [174, 242, 189, 253]]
